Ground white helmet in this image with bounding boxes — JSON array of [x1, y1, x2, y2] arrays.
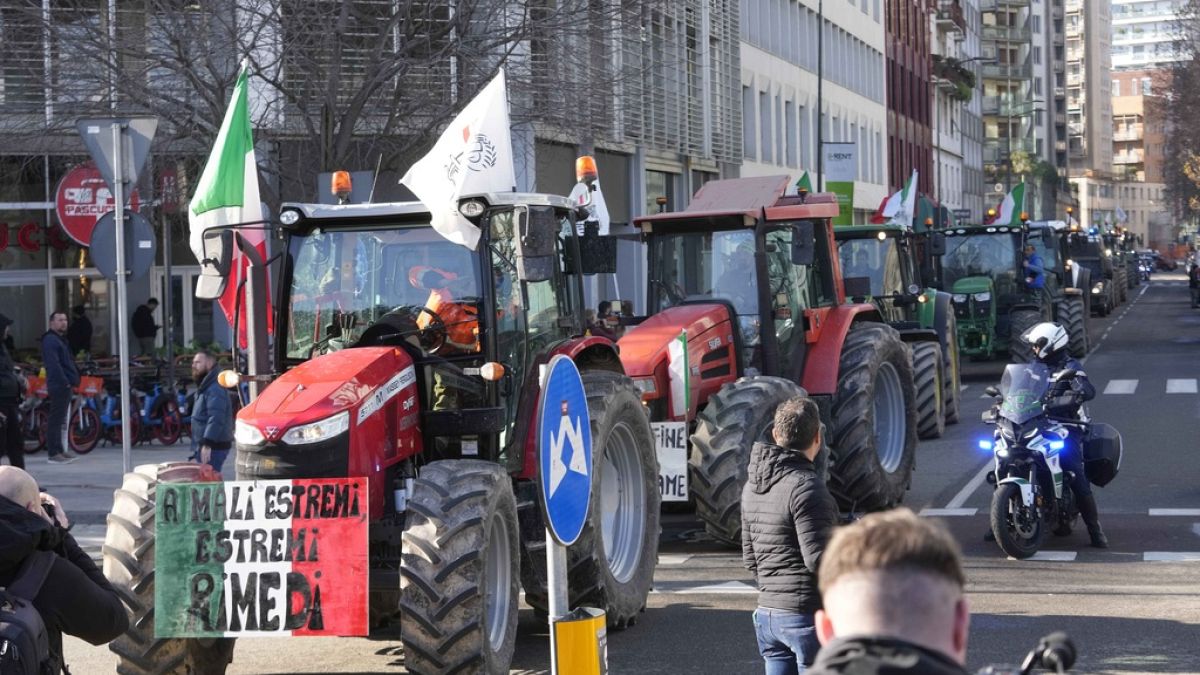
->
[[1022, 322, 1069, 361]]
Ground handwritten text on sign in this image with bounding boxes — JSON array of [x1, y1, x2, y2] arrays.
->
[[653, 421, 689, 502], [154, 479, 369, 638]]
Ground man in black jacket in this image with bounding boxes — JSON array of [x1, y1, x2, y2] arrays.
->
[[0, 313, 25, 469], [40, 312, 79, 464], [809, 508, 970, 675], [0, 466, 128, 672], [742, 396, 837, 674], [66, 305, 92, 357], [131, 298, 159, 356]]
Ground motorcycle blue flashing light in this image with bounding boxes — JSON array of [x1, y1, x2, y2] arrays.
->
[[1048, 439, 1065, 451], [979, 439, 994, 451]]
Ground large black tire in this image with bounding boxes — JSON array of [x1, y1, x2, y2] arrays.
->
[[522, 371, 660, 629], [990, 482, 1043, 559], [828, 324, 918, 513], [1116, 267, 1128, 303], [104, 462, 235, 675], [942, 314, 962, 425], [1008, 310, 1041, 363], [1059, 294, 1089, 358], [400, 460, 520, 675], [911, 341, 945, 440], [689, 376, 808, 546]]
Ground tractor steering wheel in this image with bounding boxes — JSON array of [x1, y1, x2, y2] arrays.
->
[[355, 305, 448, 353]]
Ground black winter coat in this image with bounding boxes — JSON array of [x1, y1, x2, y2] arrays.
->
[[40, 331, 79, 391], [741, 441, 837, 613], [808, 636, 969, 675], [0, 496, 128, 670]]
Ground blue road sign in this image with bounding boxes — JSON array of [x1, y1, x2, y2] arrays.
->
[[538, 355, 593, 546]]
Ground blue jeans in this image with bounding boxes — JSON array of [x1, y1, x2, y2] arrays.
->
[[752, 607, 820, 675]]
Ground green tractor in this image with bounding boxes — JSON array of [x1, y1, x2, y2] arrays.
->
[[939, 220, 1090, 363], [835, 220, 961, 439]]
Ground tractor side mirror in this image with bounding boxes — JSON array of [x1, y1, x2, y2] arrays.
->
[[515, 205, 557, 283], [195, 229, 234, 300], [930, 232, 946, 256], [791, 220, 816, 266], [843, 275, 872, 299], [985, 385, 1001, 398]]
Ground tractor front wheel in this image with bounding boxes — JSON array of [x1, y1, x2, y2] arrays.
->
[[828, 324, 918, 513], [104, 462, 234, 674], [400, 460, 520, 675], [912, 341, 945, 440], [942, 315, 962, 425], [1008, 310, 1042, 363], [1059, 294, 1089, 358]]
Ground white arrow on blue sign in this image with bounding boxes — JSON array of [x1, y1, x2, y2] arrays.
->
[[538, 355, 593, 547]]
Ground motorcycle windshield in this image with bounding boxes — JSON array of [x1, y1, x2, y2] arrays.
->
[[998, 362, 1053, 424]]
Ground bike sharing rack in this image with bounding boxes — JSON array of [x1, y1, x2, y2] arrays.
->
[[538, 355, 608, 674]]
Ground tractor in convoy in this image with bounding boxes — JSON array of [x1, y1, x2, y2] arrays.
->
[[835, 217, 961, 439], [1066, 232, 1120, 317], [939, 219, 1090, 363], [615, 175, 918, 546], [102, 179, 661, 673]]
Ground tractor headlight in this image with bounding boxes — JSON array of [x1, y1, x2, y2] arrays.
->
[[952, 294, 968, 303], [235, 420, 265, 446], [632, 377, 658, 397], [282, 411, 350, 446], [1092, 283, 1104, 294], [973, 292, 991, 302]]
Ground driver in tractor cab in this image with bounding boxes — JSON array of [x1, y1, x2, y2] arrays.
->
[[717, 238, 759, 309], [409, 266, 480, 354], [1022, 244, 1045, 292]]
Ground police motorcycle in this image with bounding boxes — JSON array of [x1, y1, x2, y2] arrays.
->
[[981, 363, 1122, 559]]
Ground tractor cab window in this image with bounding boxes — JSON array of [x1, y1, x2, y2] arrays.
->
[[651, 229, 759, 315], [941, 233, 1021, 294], [284, 225, 482, 361], [1025, 229, 1060, 273], [837, 236, 905, 297], [764, 226, 812, 374]]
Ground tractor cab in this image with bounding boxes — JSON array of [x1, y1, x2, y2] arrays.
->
[[834, 223, 945, 324]]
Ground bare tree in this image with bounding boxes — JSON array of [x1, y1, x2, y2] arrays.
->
[[1, 0, 663, 205], [1158, 1, 1200, 224]]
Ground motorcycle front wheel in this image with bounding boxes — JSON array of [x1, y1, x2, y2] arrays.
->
[[990, 482, 1043, 559]]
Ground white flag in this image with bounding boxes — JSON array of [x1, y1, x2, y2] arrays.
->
[[401, 70, 515, 250], [886, 170, 919, 228], [1116, 205, 1128, 223]]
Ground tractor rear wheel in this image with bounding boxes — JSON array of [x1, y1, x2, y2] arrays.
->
[[400, 460, 520, 675], [689, 376, 808, 547], [942, 314, 962, 425], [1059, 294, 1089, 358], [104, 462, 234, 675], [522, 371, 660, 629], [1008, 310, 1041, 363], [828, 324, 918, 513], [912, 341, 945, 440]]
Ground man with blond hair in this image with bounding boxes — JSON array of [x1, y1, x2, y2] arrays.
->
[[808, 508, 971, 675]]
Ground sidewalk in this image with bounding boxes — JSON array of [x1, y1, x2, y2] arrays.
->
[[10, 440, 236, 525]]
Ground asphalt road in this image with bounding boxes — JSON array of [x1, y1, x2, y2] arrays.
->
[[52, 273, 1200, 673]]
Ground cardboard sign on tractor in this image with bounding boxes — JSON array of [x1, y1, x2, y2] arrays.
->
[[55, 163, 140, 247]]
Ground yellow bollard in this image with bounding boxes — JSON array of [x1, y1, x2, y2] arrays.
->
[[552, 607, 607, 674]]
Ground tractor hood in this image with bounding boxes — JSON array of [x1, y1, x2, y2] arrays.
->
[[239, 347, 417, 439], [618, 304, 731, 377], [951, 276, 994, 295]]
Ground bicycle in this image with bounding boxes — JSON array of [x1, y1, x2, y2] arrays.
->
[[18, 372, 48, 454], [66, 371, 104, 454]]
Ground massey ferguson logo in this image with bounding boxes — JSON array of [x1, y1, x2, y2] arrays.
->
[[265, 426, 279, 439]]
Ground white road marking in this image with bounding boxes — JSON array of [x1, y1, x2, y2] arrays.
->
[[1149, 509, 1200, 516], [1010, 551, 1077, 562], [1192, 523, 1200, 537], [658, 554, 693, 565], [1103, 379, 1138, 395], [960, 384, 969, 392], [920, 508, 978, 517], [651, 581, 757, 595], [946, 462, 992, 510], [1167, 379, 1198, 394], [1144, 552, 1200, 562]]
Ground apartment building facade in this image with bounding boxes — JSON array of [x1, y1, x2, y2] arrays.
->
[[887, 0, 934, 194], [932, 0, 986, 222], [1065, 0, 1116, 228], [979, 0, 1035, 210]]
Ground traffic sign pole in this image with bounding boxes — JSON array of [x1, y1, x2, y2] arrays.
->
[[111, 121, 133, 474], [547, 531, 568, 675]]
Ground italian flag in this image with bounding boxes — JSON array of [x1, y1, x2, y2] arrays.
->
[[155, 479, 369, 638], [989, 183, 1026, 225], [188, 61, 273, 348], [872, 170, 918, 226], [667, 331, 690, 418]]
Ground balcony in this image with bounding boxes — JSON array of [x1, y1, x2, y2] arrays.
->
[[1067, 71, 1084, 86], [1054, 86, 1066, 98], [1066, 48, 1084, 61], [982, 23, 1034, 43], [1113, 127, 1143, 141], [932, 55, 980, 102], [1114, 150, 1145, 165], [982, 62, 1033, 81], [936, 0, 967, 33], [1068, 122, 1084, 135], [1055, 110, 1067, 125], [980, 0, 1031, 9], [982, 95, 1005, 115], [1056, 140, 1068, 152], [983, 137, 1037, 163]]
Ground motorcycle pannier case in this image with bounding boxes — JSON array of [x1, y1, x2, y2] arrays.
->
[[1083, 423, 1122, 487]]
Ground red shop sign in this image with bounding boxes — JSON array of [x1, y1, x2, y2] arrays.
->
[[55, 163, 140, 246]]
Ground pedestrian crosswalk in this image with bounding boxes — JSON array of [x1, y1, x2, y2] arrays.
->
[[982, 378, 1200, 397]]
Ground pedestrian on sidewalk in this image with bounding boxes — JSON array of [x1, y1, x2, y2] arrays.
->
[[741, 396, 837, 674], [0, 465, 129, 673], [189, 350, 233, 472], [41, 312, 79, 464], [807, 508, 970, 675], [0, 313, 25, 469], [131, 298, 159, 357]]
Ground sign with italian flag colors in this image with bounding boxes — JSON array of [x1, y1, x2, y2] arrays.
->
[[154, 479, 368, 638]]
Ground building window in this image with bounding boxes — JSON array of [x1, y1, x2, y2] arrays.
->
[[1112, 79, 1120, 96], [760, 90, 772, 163], [1141, 77, 1152, 95], [1033, 46, 1042, 65], [785, 100, 797, 168], [743, 86, 756, 159]]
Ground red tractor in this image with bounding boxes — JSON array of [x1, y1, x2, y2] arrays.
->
[[617, 176, 918, 546], [102, 188, 660, 673]]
